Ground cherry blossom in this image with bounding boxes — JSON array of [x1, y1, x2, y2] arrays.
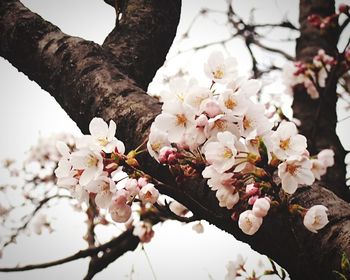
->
[[278, 155, 315, 194], [303, 205, 329, 233], [138, 183, 159, 205], [225, 255, 245, 280], [109, 191, 132, 223], [70, 149, 104, 186], [271, 121, 307, 160], [203, 131, 238, 173], [238, 210, 263, 235], [79, 117, 125, 154], [204, 50, 237, 83], [86, 175, 116, 209]]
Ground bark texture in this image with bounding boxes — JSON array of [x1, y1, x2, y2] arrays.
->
[[0, 0, 349, 279], [294, 0, 349, 201]]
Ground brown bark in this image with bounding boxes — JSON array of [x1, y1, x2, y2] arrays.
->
[[294, 0, 349, 201], [0, 0, 349, 279]]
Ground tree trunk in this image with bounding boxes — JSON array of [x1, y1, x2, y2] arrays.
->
[[0, 0, 349, 279]]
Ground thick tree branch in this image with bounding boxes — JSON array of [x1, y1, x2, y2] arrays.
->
[[102, 0, 181, 90], [293, 0, 349, 200]]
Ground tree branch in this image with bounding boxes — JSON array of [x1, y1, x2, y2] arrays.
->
[[0, 229, 139, 272], [293, 0, 349, 201], [102, 0, 182, 90]]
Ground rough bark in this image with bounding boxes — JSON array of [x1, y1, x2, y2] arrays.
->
[[103, 0, 181, 90], [293, 0, 349, 201], [0, 0, 349, 279]]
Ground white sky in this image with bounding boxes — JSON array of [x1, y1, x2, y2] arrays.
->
[[0, 0, 349, 279]]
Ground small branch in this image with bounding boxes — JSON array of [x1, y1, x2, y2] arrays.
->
[[251, 39, 294, 60], [0, 229, 138, 272]]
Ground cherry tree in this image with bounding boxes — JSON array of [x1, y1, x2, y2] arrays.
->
[[0, 0, 350, 279]]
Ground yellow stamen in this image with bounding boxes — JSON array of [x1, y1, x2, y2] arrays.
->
[[98, 138, 109, 146], [176, 114, 187, 126], [87, 154, 98, 167], [213, 68, 224, 79], [223, 148, 233, 159], [225, 98, 237, 110], [279, 138, 290, 150]]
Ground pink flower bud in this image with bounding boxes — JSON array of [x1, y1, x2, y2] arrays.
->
[[201, 99, 222, 118], [245, 183, 259, 196], [137, 177, 148, 188], [196, 114, 209, 127], [339, 3, 349, 14], [248, 195, 259, 205], [308, 14, 321, 27]]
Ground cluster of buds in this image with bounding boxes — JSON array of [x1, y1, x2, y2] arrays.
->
[[283, 49, 336, 99], [308, 3, 349, 30], [147, 50, 333, 235]]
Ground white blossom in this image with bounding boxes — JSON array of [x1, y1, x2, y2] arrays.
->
[[78, 118, 125, 154], [169, 201, 189, 216], [303, 205, 329, 233], [70, 149, 104, 186], [138, 183, 159, 205], [154, 102, 195, 143], [225, 255, 245, 280], [218, 89, 248, 115], [147, 124, 170, 160], [317, 149, 334, 167], [204, 50, 237, 84], [271, 121, 307, 160], [203, 131, 238, 173], [278, 155, 315, 194], [238, 210, 263, 235], [86, 175, 116, 209]]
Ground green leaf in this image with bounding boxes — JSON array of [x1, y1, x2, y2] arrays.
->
[[341, 252, 350, 274]]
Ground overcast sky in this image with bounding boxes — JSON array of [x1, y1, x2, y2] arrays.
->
[[0, 0, 349, 279]]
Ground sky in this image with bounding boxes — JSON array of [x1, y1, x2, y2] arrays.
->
[[0, 0, 349, 279]]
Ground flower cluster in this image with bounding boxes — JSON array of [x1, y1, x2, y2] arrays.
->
[[55, 118, 159, 225], [148, 50, 333, 235], [308, 3, 349, 30], [283, 49, 336, 99]]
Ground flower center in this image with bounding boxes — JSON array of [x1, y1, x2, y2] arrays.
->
[[279, 138, 290, 150], [98, 137, 109, 147], [214, 119, 225, 130], [176, 114, 187, 126], [286, 163, 298, 175], [225, 97, 237, 110], [151, 142, 161, 152], [223, 148, 233, 159], [87, 154, 98, 167], [213, 68, 224, 79]]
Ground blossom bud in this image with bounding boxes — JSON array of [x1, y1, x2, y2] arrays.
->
[[137, 177, 148, 188], [248, 195, 259, 205], [307, 14, 321, 27], [245, 183, 259, 196], [339, 3, 349, 14], [238, 210, 263, 235], [252, 197, 270, 218], [303, 205, 329, 233], [196, 114, 208, 127]]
